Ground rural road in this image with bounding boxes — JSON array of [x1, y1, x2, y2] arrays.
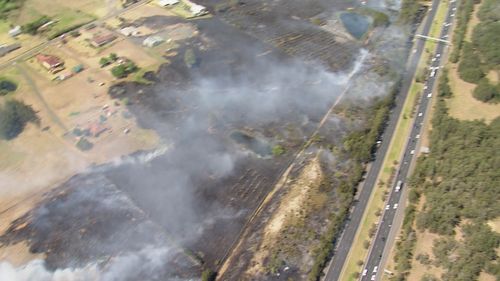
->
[[360, 0, 457, 280], [322, 0, 442, 280]]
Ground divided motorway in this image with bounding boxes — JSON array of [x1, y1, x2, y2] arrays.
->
[[322, 0, 442, 280], [360, 0, 457, 280]]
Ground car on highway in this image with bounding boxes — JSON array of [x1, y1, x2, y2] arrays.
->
[[427, 93, 432, 98], [386, 204, 390, 210], [362, 269, 368, 276], [373, 266, 378, 273], [416, 134, 420, 139], [410, 149, 415, 155], [418, 112, 423, 117], [371, 274, 376, 281], [395, 180, 402, 192], [393, 203, 398, 209]]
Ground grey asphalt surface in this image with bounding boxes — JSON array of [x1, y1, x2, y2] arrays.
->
[[322, 0, 442, 280], [360, 0, 457, 280]]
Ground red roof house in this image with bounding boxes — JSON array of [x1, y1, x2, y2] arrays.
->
[[36, 54, 64, 73]]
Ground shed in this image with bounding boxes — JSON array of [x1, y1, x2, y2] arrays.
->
[[143, 36, 164, 47], [8, 26, 21, 37], [158, 0, 179, 6], [120, 26, 140, 37], [91, 33, 117, 48], [72, 64, 84, 73]]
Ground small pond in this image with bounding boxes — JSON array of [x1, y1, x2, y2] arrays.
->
[[340, 12, 371, 39]]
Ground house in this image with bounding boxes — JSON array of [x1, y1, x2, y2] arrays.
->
[[120, 26, 140, 37], [158, 0, 179, 6], [8, 26, 21, 37], [36, 54, 65, 73], [142, 36, 164, 47], [91, 33, 117, 48]]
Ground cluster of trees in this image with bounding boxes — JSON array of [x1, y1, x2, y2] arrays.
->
[[0, 77, 17, 96], [432, 223, 500, 281], [308, 80, 399, 281], [457, 42, 484, 83], [111, 60, 138, 78], [456, 0, 500, 103], [449, 0, 474, 63], [0, 0, 20, 19], [0, 99, 38, 140], [477, 0, 500, 22], [358, 7, 390, 27], [21, 15, 51, 35], [99, 53, 118, 67], [392, 68, 500, 280], [398, 0, 422, 24]]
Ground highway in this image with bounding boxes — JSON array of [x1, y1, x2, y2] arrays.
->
[[360, 0, 457, 280], [322, 0, 441, 280]]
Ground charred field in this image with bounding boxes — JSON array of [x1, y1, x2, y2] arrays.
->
[[0, 0, 408, 280]]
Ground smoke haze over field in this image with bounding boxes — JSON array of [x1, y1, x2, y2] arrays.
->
[[0, 0, 410, 278]]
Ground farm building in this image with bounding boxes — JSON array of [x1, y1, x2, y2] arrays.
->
[[8, 26, 21, 37], [143, 36, 164, 47], [183, 0, 207, 16], [158, 0, 179, 6], [91, 33, 117, 48], [36, 54, 65, 73], [120, 26, 140, 37]]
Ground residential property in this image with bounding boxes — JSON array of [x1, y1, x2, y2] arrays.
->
[[158, 0, 179, 6], [143, 36, 164, 47], [8, 26, 21, 37], [36, 54, 65, 73], [91, 33, 117, 48]]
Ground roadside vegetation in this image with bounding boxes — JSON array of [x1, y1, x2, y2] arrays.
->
[[0, 0, 22, 19], [398, 0, 422, 24], [0, 99, 39, 140], [454, 0, 500, 103], [308, 80, 398, 281], [391, 66, 500, 280]]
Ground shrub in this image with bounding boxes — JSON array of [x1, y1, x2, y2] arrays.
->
[[272, 144, 285, 156], [0, 99, 38, 139], [473, 78, 498, 102], [76, 137, 93, 151], [457, 42, 484, 84], [0, 78, 17, 96], [184, 48, 197, 68]]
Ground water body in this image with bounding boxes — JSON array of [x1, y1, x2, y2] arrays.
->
[[340, 12, 371, 39]]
